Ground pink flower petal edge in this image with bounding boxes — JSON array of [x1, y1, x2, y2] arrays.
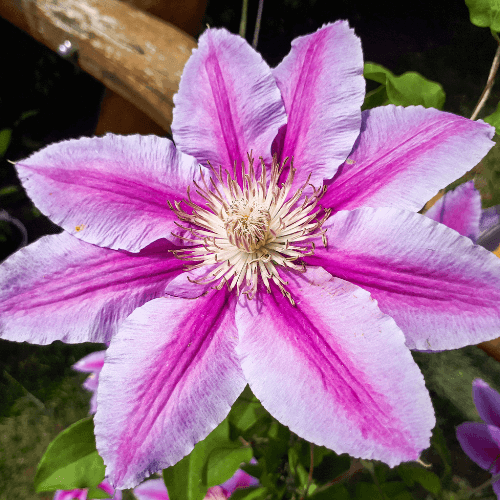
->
[[322, 106, 494, 213], [16, 135, 201, 252], [236, 267, 434, 467], [308, 207, 500, 350], [272, 21, 364, 187], [172, 28, 287, 187], [94, 291, 246, 489]]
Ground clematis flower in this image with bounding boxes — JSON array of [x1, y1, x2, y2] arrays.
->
[[424, 180, 500, 246], [133, 468, 259, 500], [456, 379, 500, 499], [53, 478, 121, 500], [73, 350, 106, 414], [2, 21, 500, 489]]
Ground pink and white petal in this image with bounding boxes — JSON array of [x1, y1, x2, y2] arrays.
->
[[307, 207, 500, 351], [0, 232, 186, 345], [73, 351, 106, 373], [16, 134, 201, 253], [133, 478, 169, 500], [94, 291, 247, 489], [424, 181, 482, 241], [88, 389, 98, 415], [456, 423, 500, 473], [473, 379, 500, 428], [220, 467, 259, 495], [53, 490, 87, 500], [272, 21, 364, 187], [172, 28, 287, 186], [236, 267, 435, 467], [97, 479, 122, 500], [322, 106, 494, 212], [83, 375, 99, 394], [205, 486, 228, 500]]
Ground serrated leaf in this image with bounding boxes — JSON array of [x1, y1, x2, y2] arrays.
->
[[0, 128, 12, 158], [465, 0, 500, 31], [34, 417, 105, 493], [206, 446, 253, 487], [364, 63, 445, 109]]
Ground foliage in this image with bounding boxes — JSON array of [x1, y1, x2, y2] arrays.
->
[[465, 0, 500, 31], [363, 63, 446, 110]]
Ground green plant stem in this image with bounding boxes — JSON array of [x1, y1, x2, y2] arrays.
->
[[252, 0, 264, 49], [239, 0, 249, 39], [470, 38, 500, 120]]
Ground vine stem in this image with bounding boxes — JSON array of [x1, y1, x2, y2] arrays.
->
[[239, 0, 249, 39], [252, 0, 264, 49], [470, 37, 500, 120], [465, 471, 500, 498]]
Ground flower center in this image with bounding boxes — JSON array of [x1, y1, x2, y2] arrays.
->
[[169, 153, 329, 304], [225, 199, 270, 252]]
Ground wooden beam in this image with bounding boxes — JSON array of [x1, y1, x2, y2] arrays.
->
[[0, 0, 198, 133]]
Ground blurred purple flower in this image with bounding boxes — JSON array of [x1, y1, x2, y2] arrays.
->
[[53, 478, 121, 500], [456, 379, 500, 498], [2, 21, 500, 489], [73, 350, 106, 414], [133, 467, 259, 500], [424, 181, 499, 244]]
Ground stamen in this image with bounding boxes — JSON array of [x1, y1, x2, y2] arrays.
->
[[169, 153, 329, 303]]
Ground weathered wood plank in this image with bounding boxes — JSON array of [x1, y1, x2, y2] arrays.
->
[[0, 0, 198, 132]]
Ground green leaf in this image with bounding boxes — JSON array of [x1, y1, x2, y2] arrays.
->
[[163, 419, 252, 500], [229, 487, 269, 500], [355, 482, 384, 500], [381, 481, 413, 500], [206, 446, 253, 487], [484, 101, 500, 133], [364, 63, 445, 109], [34, 417, 106, 493], [0, 128, 12, 158], [431, 426, 452, 478], [362, 85, 389, 110], [288, 447, 309, 488], [312, 446, 332, 467], [229, 391, 262, 433], [310, 484, 350, 500], [86, 485, 112, 499], [397, 465, 441, 496], [465, 0, 500, 31]]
